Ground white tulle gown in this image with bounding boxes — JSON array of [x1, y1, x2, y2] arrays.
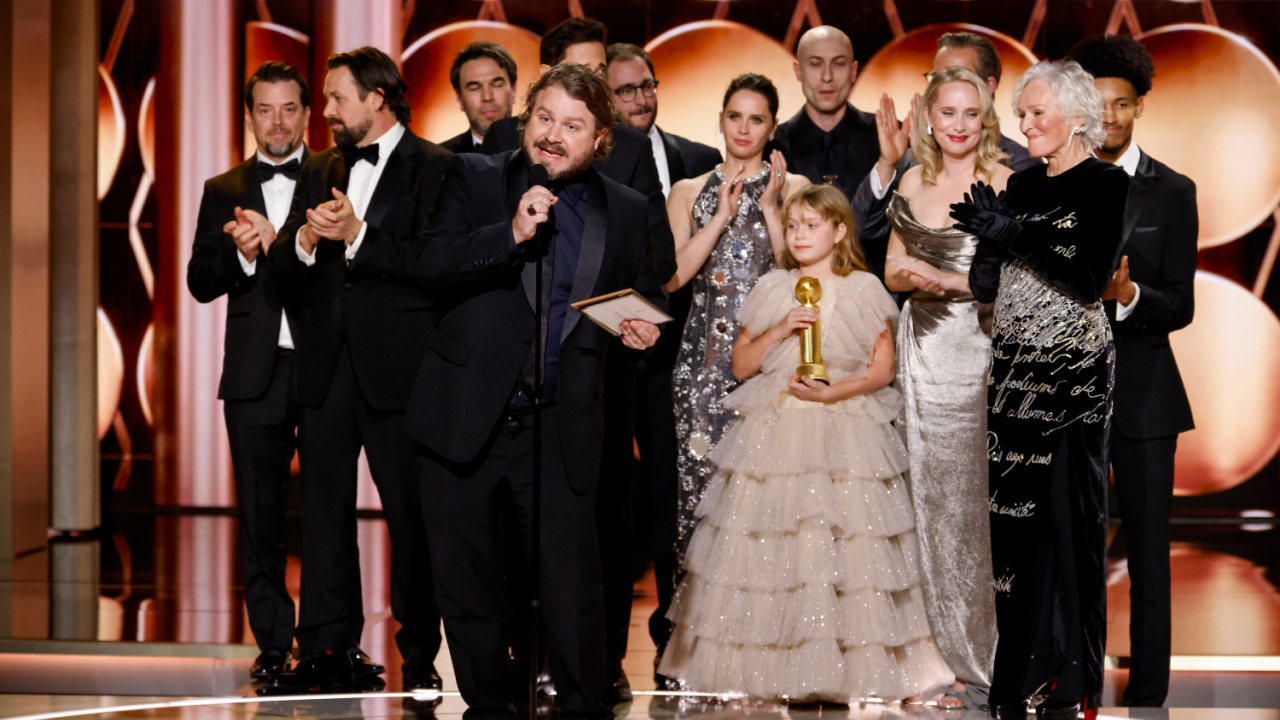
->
[[658, 268, 953, 702]]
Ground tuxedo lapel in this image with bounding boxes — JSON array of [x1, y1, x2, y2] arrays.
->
[[243, 157, 269, 217], [364, 137, 410, 230], [1122, 151, 1159, 248], [561, 171, 608, 343], [660, 128, 687, 182], [505, 154, 539, 314]]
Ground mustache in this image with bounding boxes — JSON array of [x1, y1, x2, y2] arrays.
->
[[328, 118, 346, 127], [535, 138, 568, 156]]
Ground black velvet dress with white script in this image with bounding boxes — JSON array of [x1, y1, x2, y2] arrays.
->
[[968, 157, 1129, 710]]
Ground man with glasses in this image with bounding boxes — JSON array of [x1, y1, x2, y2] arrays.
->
[[604, 41, 720, 694]]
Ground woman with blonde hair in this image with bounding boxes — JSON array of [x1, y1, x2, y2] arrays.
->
[[882, 65, 1012, 709], [952, 59, 1128, 720]]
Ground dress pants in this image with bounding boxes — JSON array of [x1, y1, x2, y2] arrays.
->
[[636, 367, 679, 651], [597, 352, 636, 668], [224, 348, 298, 653], [422, 407, 610, 720], [1111, 431, 1176, 707], [295, 341, 440, 663]]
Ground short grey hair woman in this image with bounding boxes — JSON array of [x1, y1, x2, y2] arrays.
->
[[947, 58, 1131, 720]]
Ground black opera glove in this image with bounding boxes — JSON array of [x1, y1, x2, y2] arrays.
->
[[950, 185, 1021, 250]]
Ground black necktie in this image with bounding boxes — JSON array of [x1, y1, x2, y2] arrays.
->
[[343, 143, 380, 168], [257, 158, 300, 182]]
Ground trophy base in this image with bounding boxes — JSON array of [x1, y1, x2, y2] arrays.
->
[[797, 363, 830, 385]]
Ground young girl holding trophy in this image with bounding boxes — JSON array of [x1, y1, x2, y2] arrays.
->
[[658, 184, 951, 703]]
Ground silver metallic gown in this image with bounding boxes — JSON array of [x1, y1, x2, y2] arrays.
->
[[672, 163, 778, 560], [887, 191, 997, 688]]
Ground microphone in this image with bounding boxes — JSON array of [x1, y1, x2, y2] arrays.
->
[[526, 164, 554, 253], [528, 163, 549, 193]]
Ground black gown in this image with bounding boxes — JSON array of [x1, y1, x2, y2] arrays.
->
[[968, 157, 1129, 710]]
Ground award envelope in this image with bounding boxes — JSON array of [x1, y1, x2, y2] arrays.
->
[[570, 288, 673, 336]]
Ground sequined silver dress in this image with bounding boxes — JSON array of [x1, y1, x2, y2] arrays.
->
[[672, 163, 778, 560], [887, 192, 996, 688], [659, 270, 954, 701]]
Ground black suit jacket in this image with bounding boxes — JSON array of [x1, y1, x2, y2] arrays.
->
[[656, 127, 722, 182], [1108, 149, 1197, 439], [440, 130, 481, 155], [187, 153, 305, 401], [481, 116, 676, 283], [354, 151, 665, 493], [271, 128, 452, 412]]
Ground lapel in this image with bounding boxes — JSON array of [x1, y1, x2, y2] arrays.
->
[[242, 157, 270, 217], [364, 130, 414, 231], [659, 127, 687, 182], [561, 169, 608, 343], [1121, 150, 1159, 248], [506, 153, 540, 314], [324, 148, 349, 197]]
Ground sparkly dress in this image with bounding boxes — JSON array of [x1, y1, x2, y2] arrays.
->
[[967, 158, 1128, 709], [659, 269, 954, 702], [886, 192, 996, 688], [672, 164, 779, 560]]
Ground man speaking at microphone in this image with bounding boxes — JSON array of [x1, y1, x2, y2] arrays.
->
[[350, 63, 664, 719]]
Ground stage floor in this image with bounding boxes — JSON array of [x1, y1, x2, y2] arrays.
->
[[2, 511, 1279, 711]]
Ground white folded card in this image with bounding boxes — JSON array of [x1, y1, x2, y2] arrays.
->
[[571, 288, 673, 336]]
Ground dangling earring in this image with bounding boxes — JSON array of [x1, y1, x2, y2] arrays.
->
[[1067, 126, 1083, 150], [926, 125, 933, 136]]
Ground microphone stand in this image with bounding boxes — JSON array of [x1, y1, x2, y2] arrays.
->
[[529, 219, 546, 720]]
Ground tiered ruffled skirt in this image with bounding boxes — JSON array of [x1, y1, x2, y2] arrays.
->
[[658, 382, 954, 702]]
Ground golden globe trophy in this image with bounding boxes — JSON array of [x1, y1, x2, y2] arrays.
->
[[795, 276, 830, 385]]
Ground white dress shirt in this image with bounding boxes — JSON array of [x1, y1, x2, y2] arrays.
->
[[1112, 141, 1142, 321], [648, 125, 672, 199], [295, 121, 406, 266], [238, 144, 304, 348], [470, 131, 484, 148]]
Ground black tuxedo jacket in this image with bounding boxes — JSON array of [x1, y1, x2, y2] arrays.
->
[[1108, 150, 1197, 440], [354, 151, 666, 493], [656, 127, 722, 182], [271, 128, 452, 412], [440, 130, 480, 155], [187, 152, 306, 401], [481, 116, 676, 282]]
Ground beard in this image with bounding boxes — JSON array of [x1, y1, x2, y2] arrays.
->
[[523, 137, 595, 182], [330, 116, 373, 149], [259, 132, 296, 159], [627, 102, 656, 134]]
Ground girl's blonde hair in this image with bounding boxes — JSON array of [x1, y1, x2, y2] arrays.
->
[[780, 184, 867, 277], [913, 66, 1009, 185]]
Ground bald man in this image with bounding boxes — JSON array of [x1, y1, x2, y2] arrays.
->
[[772, 26, 883, 273]]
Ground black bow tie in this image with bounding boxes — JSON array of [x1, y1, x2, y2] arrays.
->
[[343, 143, 380, 168], [257, 157, 300, 182]]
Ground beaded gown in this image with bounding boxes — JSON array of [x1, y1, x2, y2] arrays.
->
[[886, 192, 996, 688], [673, 164, 778, 561], [659, 269, 954, 701], [968, 157, 1129, 709]]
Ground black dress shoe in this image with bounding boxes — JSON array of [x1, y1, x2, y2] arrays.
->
[[267, 649, 354, 693], [990, 703, 1028, 719], [349, 647, 385, 677], [403, 659, 443, 692], [250, 648, 289, 680], [601, 662, 632, 705]]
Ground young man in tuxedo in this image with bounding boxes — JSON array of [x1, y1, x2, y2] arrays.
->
[[604, 41, 721, 689], [1070, 34, 1198, 708], [267, 46, 452, 693], [852, 31, 1040, 273], [354, 63, 663, 719], [440, 41, 517, 154], [187, 61, 310, 682]]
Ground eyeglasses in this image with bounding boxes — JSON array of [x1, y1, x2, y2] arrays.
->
[[614, 80, 659, 101]]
